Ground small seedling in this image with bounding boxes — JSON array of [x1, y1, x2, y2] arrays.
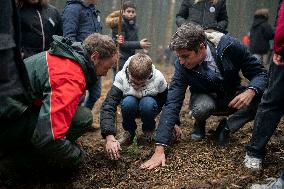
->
[[127, 135, 139, 157]]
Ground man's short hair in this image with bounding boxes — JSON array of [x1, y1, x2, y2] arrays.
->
[[123, 1, 136, 10], [169, 23, 206, 52], [128, 53, 152, 81], [83, 33, 117, 59]]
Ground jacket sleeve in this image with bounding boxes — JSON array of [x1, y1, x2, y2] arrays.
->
[[156, 62, 188, 146], [112, 26, 141, 50], [216, 0, 228, 31], [155, 88, 168, 109], [176, 0, 189, 27], [62, 4, 81, 41], [274, 2, 284, 55], [230, 38, 268, 95], [100, 85, 123, 138]]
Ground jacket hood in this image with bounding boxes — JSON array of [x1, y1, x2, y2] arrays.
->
[[66, 0, 99, 10], [205, 30, 225, 47], [252, 16, 268, 28], [48, 35, 97, 88], [66, 0, 83, 5]]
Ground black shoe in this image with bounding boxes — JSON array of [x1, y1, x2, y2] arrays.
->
[[191, 121, 205, 141], [214, 119, 230, 146]]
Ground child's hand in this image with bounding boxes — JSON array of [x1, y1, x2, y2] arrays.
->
[[116, 35, 124, 45], [105, 135, 122, 160], [140, 38, 151, 49]]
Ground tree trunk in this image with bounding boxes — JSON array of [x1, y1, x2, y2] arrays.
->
[[164, 0, 176, 47]]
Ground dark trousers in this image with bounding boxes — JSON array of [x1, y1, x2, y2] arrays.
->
[[246, 63, 284, 159], [189, 90, 260, 133], [121, 96, 161, 135]]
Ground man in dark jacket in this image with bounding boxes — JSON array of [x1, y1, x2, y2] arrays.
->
[[0, 0, 31, 97], [140, 23, 267, 170], [249, 8, 274, 68], [176, 0, 228, 33], [0, 33, 117, 169], [62, 0, 103, 111], [18, 0, 62, 59]]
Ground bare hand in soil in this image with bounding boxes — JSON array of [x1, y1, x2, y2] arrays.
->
[[106, 135, 122, 160], [140, 146, 166, 170], [228, 89, 255, 109]]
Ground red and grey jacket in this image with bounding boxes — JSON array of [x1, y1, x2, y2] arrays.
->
[[23, 36, 96, 166]]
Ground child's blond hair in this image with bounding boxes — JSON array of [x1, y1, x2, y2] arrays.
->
[[128, 53, 152, 81]]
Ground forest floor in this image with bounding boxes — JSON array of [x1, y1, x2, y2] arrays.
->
[[1, 63, 284, 189]]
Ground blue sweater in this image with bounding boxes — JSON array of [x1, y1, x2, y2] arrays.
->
[[62, 0, 102, 42]]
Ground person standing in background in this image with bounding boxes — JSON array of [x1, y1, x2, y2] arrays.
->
[[105, 1, 151, 80], [0, 0, 31, 98], [62, 0, 103, 124], [176, 0, 228, 33], [17, 0, 62, 59], [249, 8, 274, 68]]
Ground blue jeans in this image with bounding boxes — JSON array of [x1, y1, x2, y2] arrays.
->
[[84, 77, 102, 109], [246, 63, 284, 159], [121, 96, 161, 135]]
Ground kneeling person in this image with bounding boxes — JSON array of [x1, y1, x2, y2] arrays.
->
[[100, 53, 168, 160], [0, 33, 117, 169], [141, 23, 268, 170]]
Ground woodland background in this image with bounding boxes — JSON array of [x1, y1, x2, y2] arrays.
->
[[49, 0, 279, 60]]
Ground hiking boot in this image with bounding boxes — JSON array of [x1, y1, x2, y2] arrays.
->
[[191, 122, 205, 141], [118, 131, 135, 145], [244, 153, 262, 170], [214, 118, 230, 146], [250, 177, 284, 189]]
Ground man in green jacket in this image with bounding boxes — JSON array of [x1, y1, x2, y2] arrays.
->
[[0, 33, 117, 169]]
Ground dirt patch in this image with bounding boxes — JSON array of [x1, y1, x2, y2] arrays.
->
[[1, 64, 284, 189]]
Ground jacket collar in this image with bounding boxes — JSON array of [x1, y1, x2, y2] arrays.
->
[[216, 34, 234, 58]]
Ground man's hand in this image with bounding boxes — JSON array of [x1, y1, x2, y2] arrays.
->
[[140, 146, 166, 170], [105, 135, 121, 160], [228, 89, 256, 109], [273, 54, 284, 66], [140, 38, 151, 49]]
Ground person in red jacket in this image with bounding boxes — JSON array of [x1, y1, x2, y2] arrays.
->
[[244, 2, 284, 187], [0, 33, 117, 170]]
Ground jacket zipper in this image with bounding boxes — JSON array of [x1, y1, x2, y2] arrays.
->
[[36, 10, 45, 51]]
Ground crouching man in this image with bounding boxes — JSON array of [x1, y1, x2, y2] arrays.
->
[[141, 23, 267, 169], [0, 33, 117, 169]]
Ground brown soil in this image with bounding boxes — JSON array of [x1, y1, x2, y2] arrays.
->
[[1, 64, 284, 189]]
